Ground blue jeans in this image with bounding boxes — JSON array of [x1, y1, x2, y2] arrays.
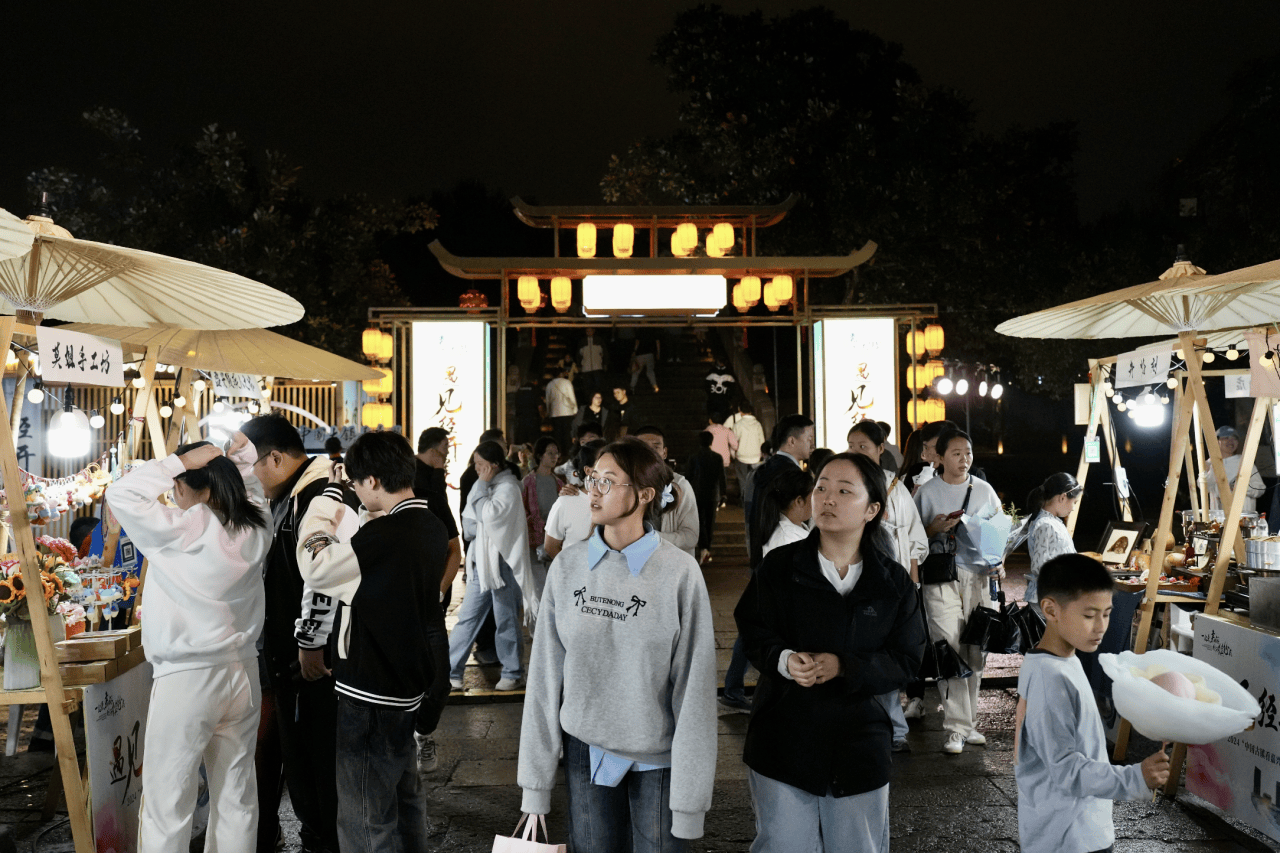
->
[[447, 560, 525, 682], [334, 696, 427, 853], [748, 770, 888, 853], [724, 635, 749, 700], [564, 734, 686, 853], [875, 690, 909, 741]]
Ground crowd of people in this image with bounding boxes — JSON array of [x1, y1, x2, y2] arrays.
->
[[111, 353, 1172, 851]]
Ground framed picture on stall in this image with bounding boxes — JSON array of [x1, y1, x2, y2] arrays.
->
[[1097, 521, 1145, 566]]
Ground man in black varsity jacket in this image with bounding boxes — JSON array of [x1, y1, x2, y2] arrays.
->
[[296, 431, 448, 853]]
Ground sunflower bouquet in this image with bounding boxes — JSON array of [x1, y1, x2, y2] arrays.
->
[[0, 537, 83, 621]]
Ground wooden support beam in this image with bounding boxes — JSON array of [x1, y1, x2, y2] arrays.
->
[[1067, 362, 1106, 536], [0, 316, 94, 853]]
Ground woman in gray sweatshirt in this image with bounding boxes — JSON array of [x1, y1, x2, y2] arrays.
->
[[518, 436, 717, 851]]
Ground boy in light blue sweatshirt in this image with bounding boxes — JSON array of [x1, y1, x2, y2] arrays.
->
[[1016, 554, 1170, 853]]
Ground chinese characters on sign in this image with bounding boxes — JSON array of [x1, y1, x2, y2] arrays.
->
[[812, 318, 897, 450], [35, 328, 124, 387], [1113, 345, 1171, 390], [412, 321, 488, 522], [210, 371, 262, 400], [85, 661, 153, 853]]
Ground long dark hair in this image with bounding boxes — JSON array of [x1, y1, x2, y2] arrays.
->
[[814, 451, 893, 565], [573, 439, 604, 481], [173, 442, 268, 535], [473, 440, 522, 480], [752, 467, 815, 567], [1026, 472, 1082, 517], [595, 437, 674, 528]]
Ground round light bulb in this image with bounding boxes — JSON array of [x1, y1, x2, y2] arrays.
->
[[990, 383, 1004, 401], [1202, 350, 1215, 364], [955, 378, 969, 395], [109, 397, 124, 415], [27, 386, 44, 404], [1226, 347, 1240, 361], [131, 375, 145, 389], [173, 395, 186, 408], [159, 405, 173, 418], [1166, 376, 1178, 389], [89, 411, 105, 429], [262, 389, 272, 400], [978, 380, 989, 397], [1127, 408, 1137, 419], [213, 400, 226, 413], [47, 408, 91, 458], [1102, 381, 1113, 393], [1104, 386, 1114, 398], [192, 379, 207, 393], [246, 401, 259, 414], [1175, 348, 1185, 360], [936, 377, 954, 395]]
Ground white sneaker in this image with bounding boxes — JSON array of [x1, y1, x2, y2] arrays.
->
[[415, 733, 438, 773], [449, 678, 464, 691], [495, 676, 524, 691], [903, 698, 924, 720], [942, 732, 966, 754], [965, 730, 987, 746]]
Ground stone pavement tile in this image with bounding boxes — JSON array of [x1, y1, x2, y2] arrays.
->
[[446, 736, 522, 762], [891, 804, 1019, 849], [450, 757, 520, 787], [1116, 843, 1268, 852], [889, 775, 1011, 808], [1115, 798, 1232, 843], [701, 779, 755, 851], [890, 743, 1016, 778]]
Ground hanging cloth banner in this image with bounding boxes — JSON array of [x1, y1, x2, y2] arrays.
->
[[210, 371, 262, 400], [1114, 344, 1171, 390], [35, 327, 124, 387]]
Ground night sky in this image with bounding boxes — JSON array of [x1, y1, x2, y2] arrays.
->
[[5, 1, 1280, 221]]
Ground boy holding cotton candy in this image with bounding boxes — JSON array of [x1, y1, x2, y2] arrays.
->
[[1016, 553, 1170, 853]]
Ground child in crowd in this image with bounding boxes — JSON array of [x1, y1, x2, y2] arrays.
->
[[295, 431, 448, 853], [1016, 553, 1170, 853], [108, 432, 271, 852]]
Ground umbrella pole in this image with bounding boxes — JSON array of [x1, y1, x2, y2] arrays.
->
[[0, 316, 95, 853]]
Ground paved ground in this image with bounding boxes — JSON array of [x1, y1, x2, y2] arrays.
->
[[1, 507, 1275, 851]]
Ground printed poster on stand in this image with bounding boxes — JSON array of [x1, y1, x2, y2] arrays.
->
[[85, 660, 153, 852]]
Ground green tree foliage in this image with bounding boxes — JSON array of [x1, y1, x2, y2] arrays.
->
[[602, 5, 1104, 397], [26, 107, 437, 360]]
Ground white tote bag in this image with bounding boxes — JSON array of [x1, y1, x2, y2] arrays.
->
[[492, 813, 565, 853]]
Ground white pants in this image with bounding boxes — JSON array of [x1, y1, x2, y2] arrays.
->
[[922, 570, 991, 735], [139, 660, 260, 853]]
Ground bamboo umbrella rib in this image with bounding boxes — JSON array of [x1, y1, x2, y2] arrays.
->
[[0, 209, 33, 261]]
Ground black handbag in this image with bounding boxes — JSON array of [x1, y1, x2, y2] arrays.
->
[[915, 588, 974, 680], [920, 482, 973, 585], [1008, 598, 1046, 653], [959, 582, 1022, 654]]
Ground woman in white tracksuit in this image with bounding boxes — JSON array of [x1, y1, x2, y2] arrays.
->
[[108, 432, 271, 852], [847, 421, 929, 751]]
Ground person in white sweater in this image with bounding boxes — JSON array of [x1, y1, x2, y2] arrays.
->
[[847, 421, 929, 752], [633, 425, 700, 558], [914, 428, 1004, 755], [518, 437, 717, 851], [1024, 472, 1083, 614], [108, 433, 271, 853]]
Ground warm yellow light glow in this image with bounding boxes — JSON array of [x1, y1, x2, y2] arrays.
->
[[362, 327, 382, 360], [924, 397, 946, 423], [576, 223, 596, 258], [712, 222, 734, 250], [377, 331, 394, 363], [612, 223, 634, 259], [1062, 435, 1069, 454], [732, 283, 749, 313], [763, 279, 781, 311], [550, 276, 572, 312], [582, 275, 727, 316], [363, 367, 394, 397], [906, 363, 930, 392], [926, 359, 945, 385], [362, 401, 394, 429], [517, 276, 541, 312], [997, 438, 1004, 455], [924, 323, 945, 356], [739, 276, 761, 306], [771, 275, 794, 304], [907, 399, 926, 427], [672, 223, 697, 257], [906, 329, 926, 361]]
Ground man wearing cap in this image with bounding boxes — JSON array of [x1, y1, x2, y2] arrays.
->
[[1206, 425, 1266, 514]]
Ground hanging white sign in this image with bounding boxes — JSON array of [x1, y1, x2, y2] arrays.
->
[[209, 371, 262, 400], [1114, 345, 1171, 390], [1225, 373, 1252, 399], [812, 318, 898, 449], [35, 327, 124, 387]]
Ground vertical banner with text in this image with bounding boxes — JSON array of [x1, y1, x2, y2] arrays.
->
[[85, 661, 153, 853], [411, 321, 490, 522], [813, 318, 898, 450]]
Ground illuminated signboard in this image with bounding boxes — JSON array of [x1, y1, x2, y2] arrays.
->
[[412, 321, 490, 521], [813, 318, 898, 451]]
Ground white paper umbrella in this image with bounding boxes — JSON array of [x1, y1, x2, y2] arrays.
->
[[0, 209, 34, 263], [998, 253, 1280, 340], [0, 214, 304, 329], [58, 323, 381, 381]]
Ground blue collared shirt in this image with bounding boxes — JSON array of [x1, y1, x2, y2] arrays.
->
[[586, 524, 661, 577]]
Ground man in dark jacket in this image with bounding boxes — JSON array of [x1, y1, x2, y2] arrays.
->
[[242, 415, 359, 853], [686, 431, 726, 564], [746, 414, 815, 567]]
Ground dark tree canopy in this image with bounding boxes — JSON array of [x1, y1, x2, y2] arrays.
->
[[602, 5, 1100, 397], [25, 107, 437, 361]]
